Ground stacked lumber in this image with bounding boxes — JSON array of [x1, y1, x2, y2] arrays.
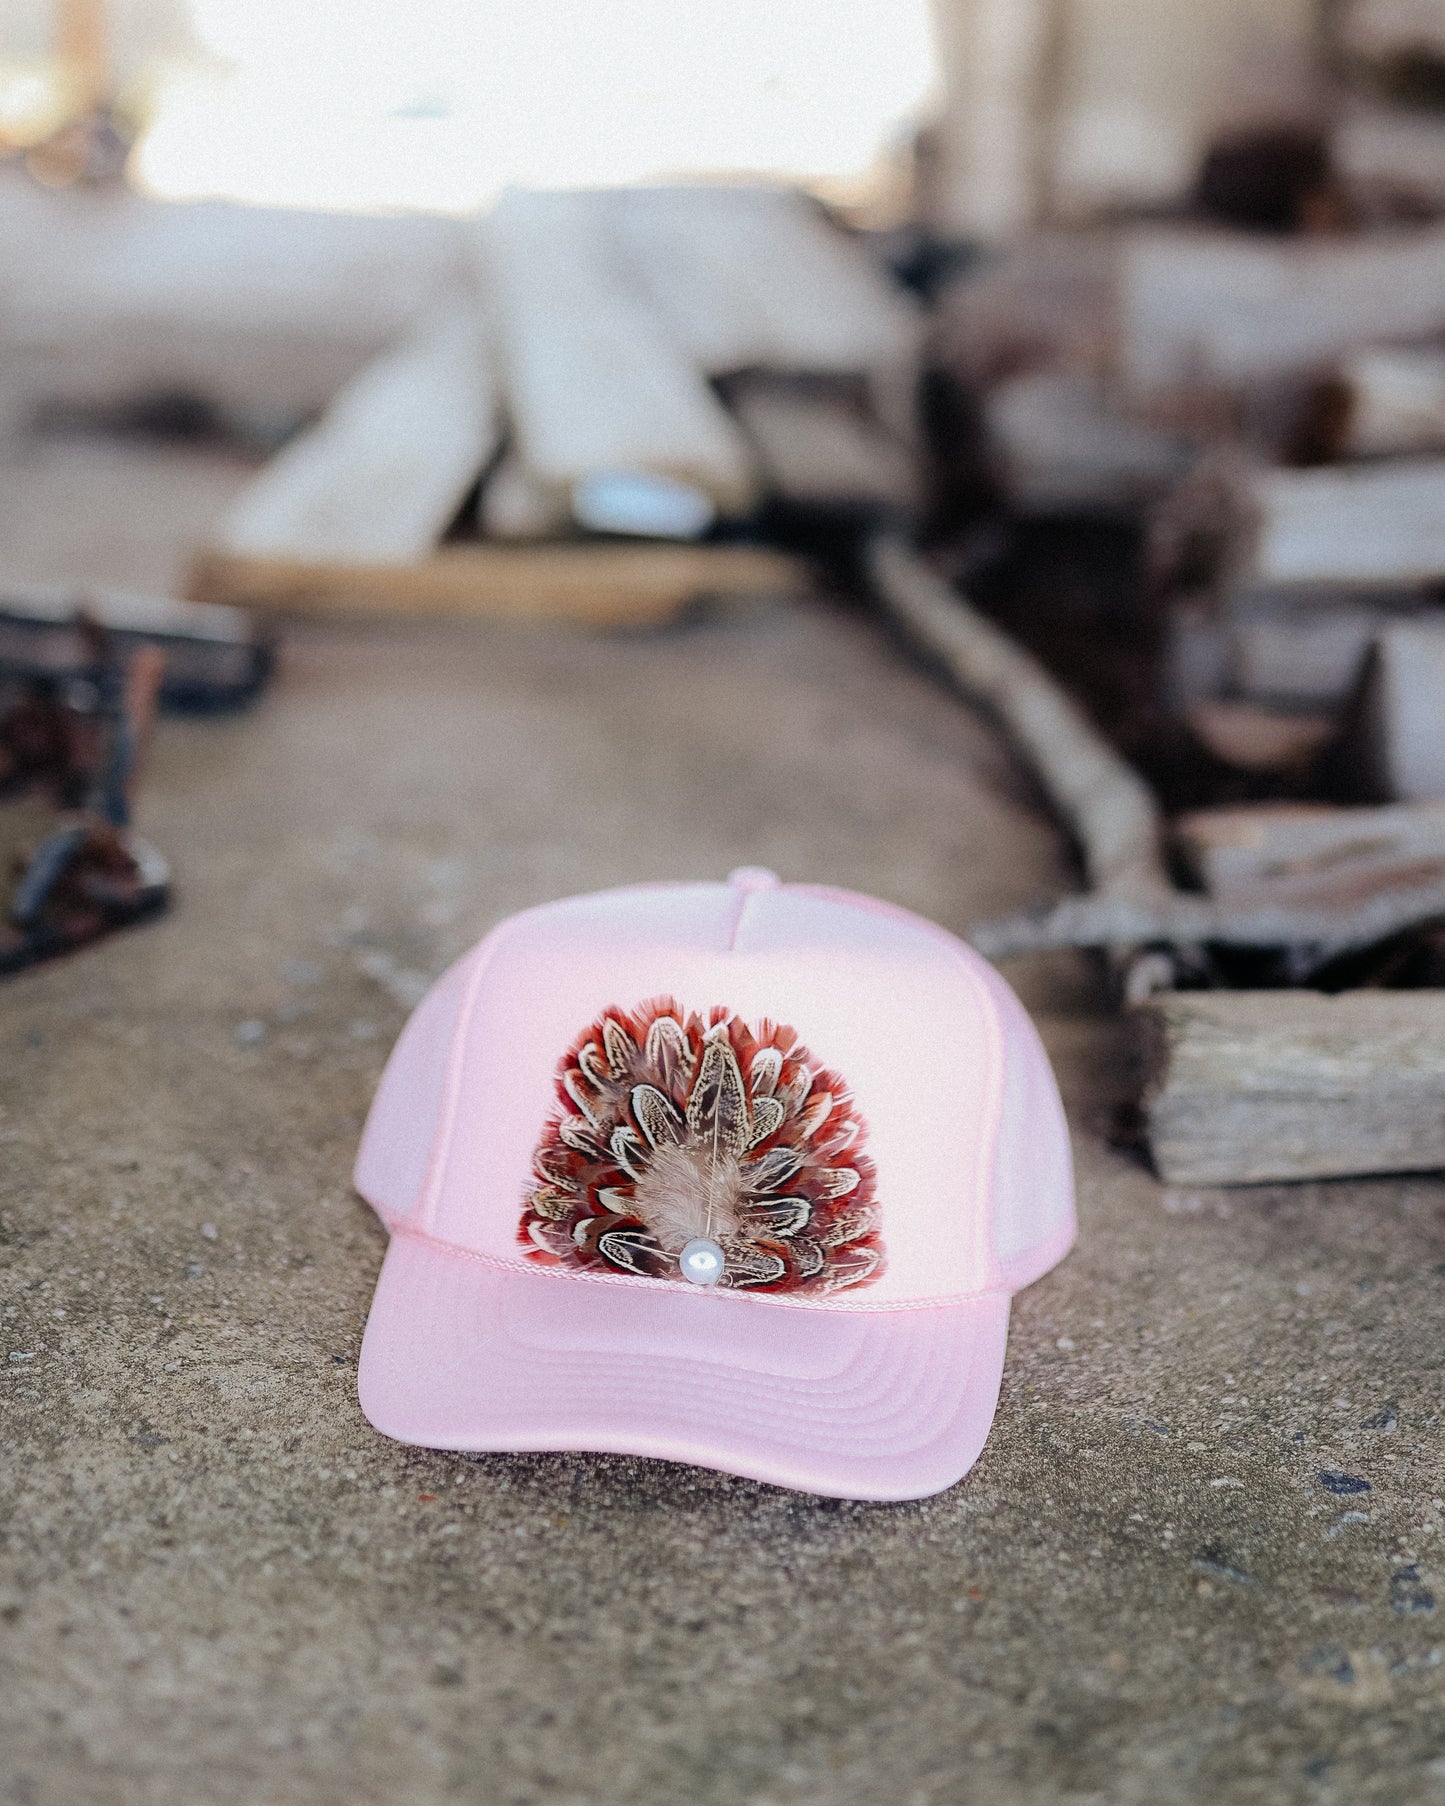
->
[[195, 184, 921, 627], [921, 183, 1445, 1189], [1153, 451, 1445, 776], [1245, 460, 1445, 591], [1113, 213, 1445, 789]]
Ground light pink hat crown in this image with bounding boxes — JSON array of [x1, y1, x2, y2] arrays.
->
[[355, 868, 1075, 1500]]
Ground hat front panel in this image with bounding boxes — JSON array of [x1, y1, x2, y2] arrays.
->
[[429, 913, 1000, 1305]]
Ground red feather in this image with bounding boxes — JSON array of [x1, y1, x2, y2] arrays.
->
[[518, 997, 883, 1294]]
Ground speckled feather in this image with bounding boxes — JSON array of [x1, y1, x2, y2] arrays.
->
[[518, 997, 883, 1294]]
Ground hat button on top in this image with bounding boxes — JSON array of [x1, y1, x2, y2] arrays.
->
[[727, 866, 781, 893]]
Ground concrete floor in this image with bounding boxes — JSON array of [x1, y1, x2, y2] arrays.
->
[[1, 444, 1443, 1806]]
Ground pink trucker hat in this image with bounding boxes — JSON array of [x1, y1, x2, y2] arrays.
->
[[354, 869, 1075, 1501]]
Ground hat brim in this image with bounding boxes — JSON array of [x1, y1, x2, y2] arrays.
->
[[358, 1232, 1010, 1502]]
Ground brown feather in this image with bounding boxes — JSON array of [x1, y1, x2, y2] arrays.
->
[[516, 997, 884, 1295]]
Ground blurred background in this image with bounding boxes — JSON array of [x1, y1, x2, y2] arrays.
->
[[4, 0, 1445, 1171], [5, 7, 1445, 1805]]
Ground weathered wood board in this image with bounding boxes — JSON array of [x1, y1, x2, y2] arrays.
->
[[188, 542, 809, 628], [618, 185, 921, 436], [1174, 800, 1445, 907], [1349, 619, 1445, 801], [473, 188, 758, 519], [1338, 345, 1445, 459], [1119, 227, 1445, 396], [1241, 460, 1445, 590], [213, 302, 499, 565], [1134, 988, 1445, 1185], [726, 377, 919, 514]]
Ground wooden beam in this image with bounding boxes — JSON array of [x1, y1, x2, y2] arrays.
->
[[1338, 345, 1445, 459], [1247, 460, 1445, 590], [1120, 226, 1445, 396], [1164, 455, 1445, 599], [617, 185, 921, 439], [969, 873, 1445, 962], [1174, 800, 1445, 907], [213, 302, 499, 566], [187, 542, 810, 628], [1134, 989, 1445, 1185], [474, 189, 758, 518]]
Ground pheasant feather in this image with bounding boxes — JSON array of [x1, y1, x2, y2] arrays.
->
[[519, 997, 884, 1294]]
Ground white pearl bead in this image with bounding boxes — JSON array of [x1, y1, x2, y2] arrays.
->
[[680, 1237, 725, 1286]]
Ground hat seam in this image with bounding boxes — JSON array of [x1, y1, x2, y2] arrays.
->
[[413, 919, 515, 1235], [380, 1218, 1011, 1315], [997, 1214, 1075, 1291]]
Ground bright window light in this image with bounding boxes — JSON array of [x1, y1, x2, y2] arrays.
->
[[132, 0, 940, 214]]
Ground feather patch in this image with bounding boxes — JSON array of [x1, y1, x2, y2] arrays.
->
[[518, 998, 884, 1294]]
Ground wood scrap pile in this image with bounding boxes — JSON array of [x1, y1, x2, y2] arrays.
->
[[922, 146, 1445, 1189], [1125, 225, 1445, 804], [192, 184, 922, 628]]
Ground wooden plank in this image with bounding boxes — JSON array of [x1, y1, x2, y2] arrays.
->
[[1134, 989, 1445, 1185], [1349, 619, 1445, 801], [474, 189, 757, 518], [1339, 346, 1445, 458], [187, 542, 810, 628], [214, 302, 499, 565], [725, 376, 919, 514], [619, 182, 922, 467], [1119, 226, 1445, 396], [1219, 459, 1445, 591], [1253, 461, 1445, 587], [971, 873, 1445, 964], [1336, 107, 1445, 212], [617, 185, 921, 383], [984, 370, 1192, 511], [1174, 800, 1445, 907]]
